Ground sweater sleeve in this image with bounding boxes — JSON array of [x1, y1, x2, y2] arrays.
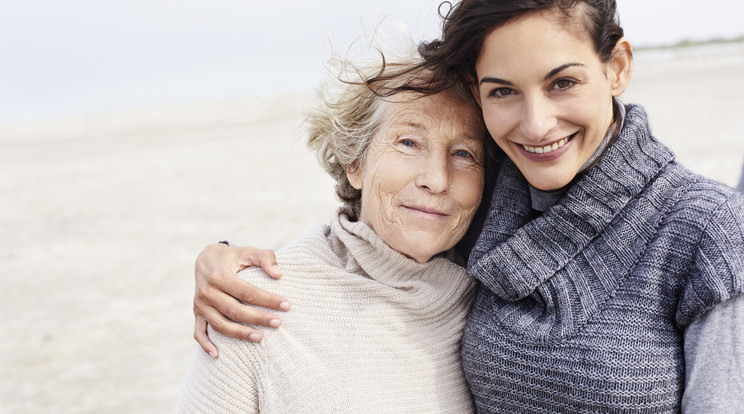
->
[[677, 190, 744, 327], [175, 327, 266, 413], [682, 294, 744, 413]]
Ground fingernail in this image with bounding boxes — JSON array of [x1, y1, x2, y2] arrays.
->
[[279, 301, 291, 311], [273, 265, 282, 275], [269, 319, 282, 328], [210, 351, 218, 359], [248, 333, 261, 342]]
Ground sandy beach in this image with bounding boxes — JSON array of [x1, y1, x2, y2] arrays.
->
[[1, 41, 743, 413]]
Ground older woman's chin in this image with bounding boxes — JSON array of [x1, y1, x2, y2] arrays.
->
[[386, 231, 465, 264], [362, 207, 476, 264]]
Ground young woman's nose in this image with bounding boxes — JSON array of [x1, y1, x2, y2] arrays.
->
[[520, 95, 557, 142]]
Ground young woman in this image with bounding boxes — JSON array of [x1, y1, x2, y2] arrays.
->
[[193, 1, 744, 412]]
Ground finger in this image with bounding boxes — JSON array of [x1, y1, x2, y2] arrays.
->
[[197, 282, 285, 327], [238, 248, 283, 280], [202, 306, 265, 343], [194, 314, 219, 358], [213, 270, 291, 312]]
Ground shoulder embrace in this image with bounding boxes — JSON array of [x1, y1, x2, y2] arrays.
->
[[237, 223, 337, 287]]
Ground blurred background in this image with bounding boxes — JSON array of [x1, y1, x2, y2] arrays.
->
[[1, 1, 743, 413], [2, 0, 743, 124]]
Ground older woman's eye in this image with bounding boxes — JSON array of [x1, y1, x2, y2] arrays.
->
[[397, 138, 420, 150], [454, 149, 473, 159]]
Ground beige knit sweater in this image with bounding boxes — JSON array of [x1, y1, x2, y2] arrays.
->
[[177, 209, 477, 413]]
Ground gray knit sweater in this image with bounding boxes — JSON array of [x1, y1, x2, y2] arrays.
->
[[463, 104, 744, 413]]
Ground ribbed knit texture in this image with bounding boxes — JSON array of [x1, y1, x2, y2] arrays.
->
[[177, 209, 477, 413], [463, 104, 744, 413]]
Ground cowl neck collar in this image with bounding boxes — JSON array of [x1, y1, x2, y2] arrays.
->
[[467, 105, 676, 340], [329, 210, 471, 309]]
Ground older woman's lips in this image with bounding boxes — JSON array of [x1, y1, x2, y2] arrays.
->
[[403, 205, 448, 218]]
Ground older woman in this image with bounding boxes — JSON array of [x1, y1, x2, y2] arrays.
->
[[176, 53, 490, 412]]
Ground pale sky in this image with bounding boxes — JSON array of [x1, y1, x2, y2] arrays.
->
[[1, 0, 742, 124]]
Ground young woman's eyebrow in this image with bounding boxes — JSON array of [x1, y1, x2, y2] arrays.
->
[[545, 62, 585, 80], [479, 77, 512, 86], [479, 62, 586, 85]]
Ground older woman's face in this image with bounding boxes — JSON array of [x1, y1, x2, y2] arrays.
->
[[473, 9, 631, 190], [347, 89, 485, 263]]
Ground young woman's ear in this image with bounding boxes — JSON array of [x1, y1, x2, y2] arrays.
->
[[609, 37, 633, 97], [346, 163, 363, 190]]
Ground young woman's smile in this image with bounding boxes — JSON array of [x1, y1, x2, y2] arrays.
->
[[519, 132, 576, 161]]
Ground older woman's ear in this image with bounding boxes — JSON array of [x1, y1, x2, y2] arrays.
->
[[346, 163, 363, 190], [609, 37, 632, 97]]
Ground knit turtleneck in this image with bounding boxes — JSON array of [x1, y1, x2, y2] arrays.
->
[[469, 104, 673, 320], [178, 208, 477, 413], [462, 104, 744, 413], [333, 210, 466, 290]]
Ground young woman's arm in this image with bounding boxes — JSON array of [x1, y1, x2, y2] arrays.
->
[[682, 294, 744, 413], [194, 243, 290, 358]]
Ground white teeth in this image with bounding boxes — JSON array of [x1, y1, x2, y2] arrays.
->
[[523, 136, 569, 154]]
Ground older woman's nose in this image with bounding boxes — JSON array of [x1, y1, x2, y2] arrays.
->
[[416, 154, 449, 193], [520, 95, 557, 142]]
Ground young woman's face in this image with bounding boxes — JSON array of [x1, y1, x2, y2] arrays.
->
[[473, 9, 630, 190]]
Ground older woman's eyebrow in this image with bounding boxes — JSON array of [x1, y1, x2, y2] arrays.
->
[[393, 120, 427, 131], [403, 120, 426, 128], [460, 135, 486, 145]]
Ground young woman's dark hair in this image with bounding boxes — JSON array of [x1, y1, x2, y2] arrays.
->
[[412, 0, 625, 96], [399, 0, 626, 177]]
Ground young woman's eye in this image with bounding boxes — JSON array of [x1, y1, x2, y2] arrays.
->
[[552, 79, 575, 90], [488, 87, 515, 98]]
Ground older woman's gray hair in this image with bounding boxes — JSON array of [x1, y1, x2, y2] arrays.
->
[[304, 49, 426, 220], [304, 34, 495, 222]]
